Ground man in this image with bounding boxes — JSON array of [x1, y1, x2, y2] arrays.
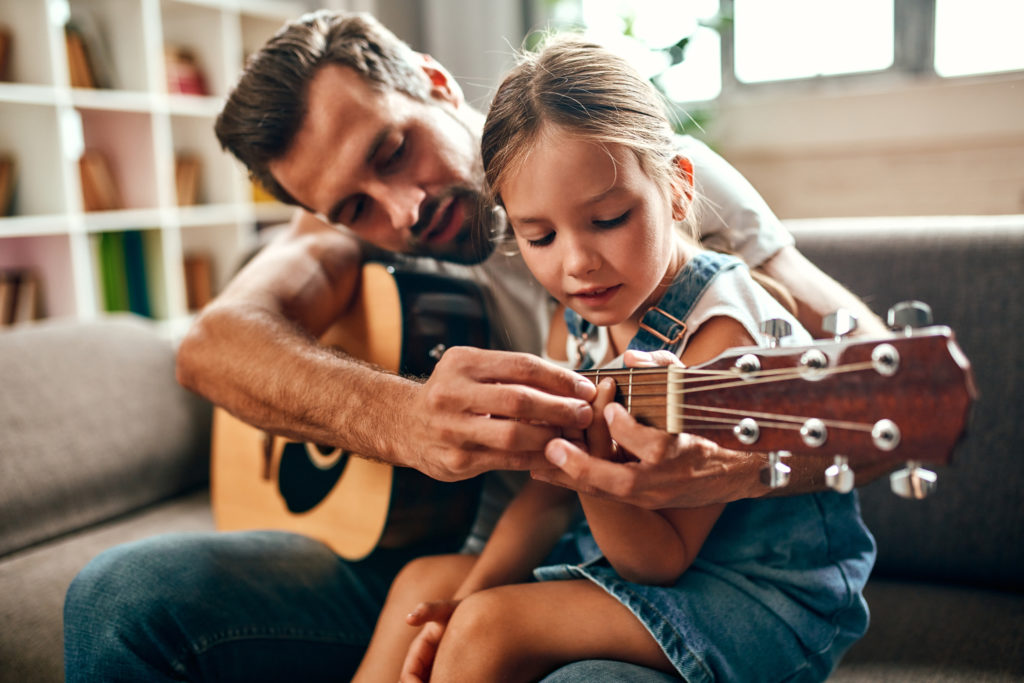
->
[[64, 10, 889, 682]]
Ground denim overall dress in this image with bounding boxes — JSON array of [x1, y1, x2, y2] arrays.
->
[[535, 251, 877, 682]]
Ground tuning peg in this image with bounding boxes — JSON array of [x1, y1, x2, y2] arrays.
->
[[888, 301, 933, 335], [760, 319, 792, 348], [759, 451, 791, 489], [823, 309, 858, 341], [824, 455, 854, 493], [890, 461, 937, 499]]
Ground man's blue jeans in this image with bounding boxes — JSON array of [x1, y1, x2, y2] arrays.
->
[[64, 531, 675, 681]]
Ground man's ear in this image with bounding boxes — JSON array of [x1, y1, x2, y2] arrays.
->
[[417, 52, 464, 107], [670, 155, 695, 221]]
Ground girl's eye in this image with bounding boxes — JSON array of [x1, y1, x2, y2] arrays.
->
[[594, 210, 630, 228], [526, 232, 555, 248]]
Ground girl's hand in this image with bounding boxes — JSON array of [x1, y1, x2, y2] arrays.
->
[[576, 350, 680, 463], [405, 599, 459, 627], [622, 349, 684, 369], [400, 600, 460, 683]]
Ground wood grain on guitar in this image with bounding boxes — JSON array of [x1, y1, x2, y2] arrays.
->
[[212, 263, 489, 560]]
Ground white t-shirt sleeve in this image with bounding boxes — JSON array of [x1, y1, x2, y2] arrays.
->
[[677, 135, 795, 268]]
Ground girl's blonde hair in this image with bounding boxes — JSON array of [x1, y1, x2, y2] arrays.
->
[[482, 33, 697, 236]]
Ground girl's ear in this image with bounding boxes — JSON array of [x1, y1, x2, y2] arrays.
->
[[670, 155, 695, 221], [417, 52, 465, 107]]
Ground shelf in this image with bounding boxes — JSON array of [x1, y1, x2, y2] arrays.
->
[[0, 0, 307, 328]]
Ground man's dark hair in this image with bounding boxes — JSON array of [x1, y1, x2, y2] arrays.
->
[[215, 10, 430, 205]]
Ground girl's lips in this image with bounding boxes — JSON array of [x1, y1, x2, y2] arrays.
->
[[570, 284, 622, 306]]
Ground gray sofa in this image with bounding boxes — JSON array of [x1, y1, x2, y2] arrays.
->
[[1, 217, 1022, 682]]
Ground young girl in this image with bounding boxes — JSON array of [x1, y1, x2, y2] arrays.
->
[[353, 35, 875, 683]]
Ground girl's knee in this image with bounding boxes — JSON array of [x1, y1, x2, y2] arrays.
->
[[433, 590, 516, 679]]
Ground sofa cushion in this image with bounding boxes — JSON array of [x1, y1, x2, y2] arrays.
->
[[833, 578, 1024, 682], [0, 314, 213, 557], [0, 490, 213, 683], [790, 217, 1024, 589]]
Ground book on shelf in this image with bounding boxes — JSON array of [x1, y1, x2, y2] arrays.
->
[[0, 25, 11, 82], [95, 230, 154, 318], [65, 10, 117, 89], [0, 154, 14, 216], [165, 46, 209, 96], [65, 24, 96, 89], [175, 155, 201, 206], [183, 252, 213, 311], [97, 231, 129, 312], [0, 269, 42, 326], [252, 180, 277, 203], [123, 230, 152, 317], [79, 150, 122, 212]]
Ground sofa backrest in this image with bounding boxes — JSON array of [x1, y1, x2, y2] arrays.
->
[[790, 216, 1024, 590], [0, 314, 212, 558]]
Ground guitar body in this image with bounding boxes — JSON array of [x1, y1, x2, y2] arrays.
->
[[212, 262, 489, 560]]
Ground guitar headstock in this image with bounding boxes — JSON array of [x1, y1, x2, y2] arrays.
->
[[678, 325, 976, 466], [582, 304, 977, 498]]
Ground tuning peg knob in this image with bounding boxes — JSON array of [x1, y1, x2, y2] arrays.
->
[[823, 309, 858, 341], [890, 461, 937, 499], [759, 451, 791, 489], [824, 455, 854, 493], [888, 301, 933, 335], [760, 319, 792, 348]]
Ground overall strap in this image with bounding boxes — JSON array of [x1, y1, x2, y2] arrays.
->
[[629, 251, 742, 353], [564, 251, 743, 368]]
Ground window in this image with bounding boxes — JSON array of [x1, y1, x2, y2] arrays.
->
[[554, 0, 1024, 103], [733, 0, 894, 83], [934, 0, 1024, 77]]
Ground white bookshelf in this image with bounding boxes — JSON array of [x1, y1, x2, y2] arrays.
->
[[0, 0, 311, 332]]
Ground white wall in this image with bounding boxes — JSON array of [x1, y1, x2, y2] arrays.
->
[[419, 0, 525, 109]]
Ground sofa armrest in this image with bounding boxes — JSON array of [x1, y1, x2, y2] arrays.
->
[[0, 314, 212, 557]]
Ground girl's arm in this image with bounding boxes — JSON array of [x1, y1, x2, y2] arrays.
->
[[452, 478, 577, 600], [578, 316, 756, 586]]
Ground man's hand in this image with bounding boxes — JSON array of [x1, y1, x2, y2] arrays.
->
[[396, 346, 598, 481], [531, 349, 763, 508]]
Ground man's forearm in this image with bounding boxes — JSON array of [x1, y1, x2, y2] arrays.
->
[[761, 246, 887, 338], [177, 300, 418, 466]]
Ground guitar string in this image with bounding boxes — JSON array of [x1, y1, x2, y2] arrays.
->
[[587, 362, 881, 432]]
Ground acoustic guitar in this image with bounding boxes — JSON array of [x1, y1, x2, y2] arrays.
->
[[212, 262, 490, 560], [214, 266, 976, 559]]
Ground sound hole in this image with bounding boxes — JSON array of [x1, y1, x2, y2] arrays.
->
[[277, 441, 349, 513]]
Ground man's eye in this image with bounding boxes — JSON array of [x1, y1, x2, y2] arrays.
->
[[342, 196, 367, 224], [594, 210, 630, 228], [526, 232, 555, 248], [381, 139, 407, 171]]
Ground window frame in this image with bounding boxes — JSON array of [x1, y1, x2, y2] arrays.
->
[[715, 0, 936, 101]]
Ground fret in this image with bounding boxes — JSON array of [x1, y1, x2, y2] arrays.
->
[[627, 367, 633, 414]]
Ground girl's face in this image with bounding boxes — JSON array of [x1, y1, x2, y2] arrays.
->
[[500, 128, 686, 335]]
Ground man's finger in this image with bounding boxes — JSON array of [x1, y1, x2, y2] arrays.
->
[[542, 438, 640, 500], [470, 381, 594, 429], [448, 347, 597, 401]]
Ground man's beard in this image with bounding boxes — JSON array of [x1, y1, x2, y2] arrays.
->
[[407, 185, 500, 265]]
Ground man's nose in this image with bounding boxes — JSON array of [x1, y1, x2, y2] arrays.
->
[[371, 181, 425, 232]]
